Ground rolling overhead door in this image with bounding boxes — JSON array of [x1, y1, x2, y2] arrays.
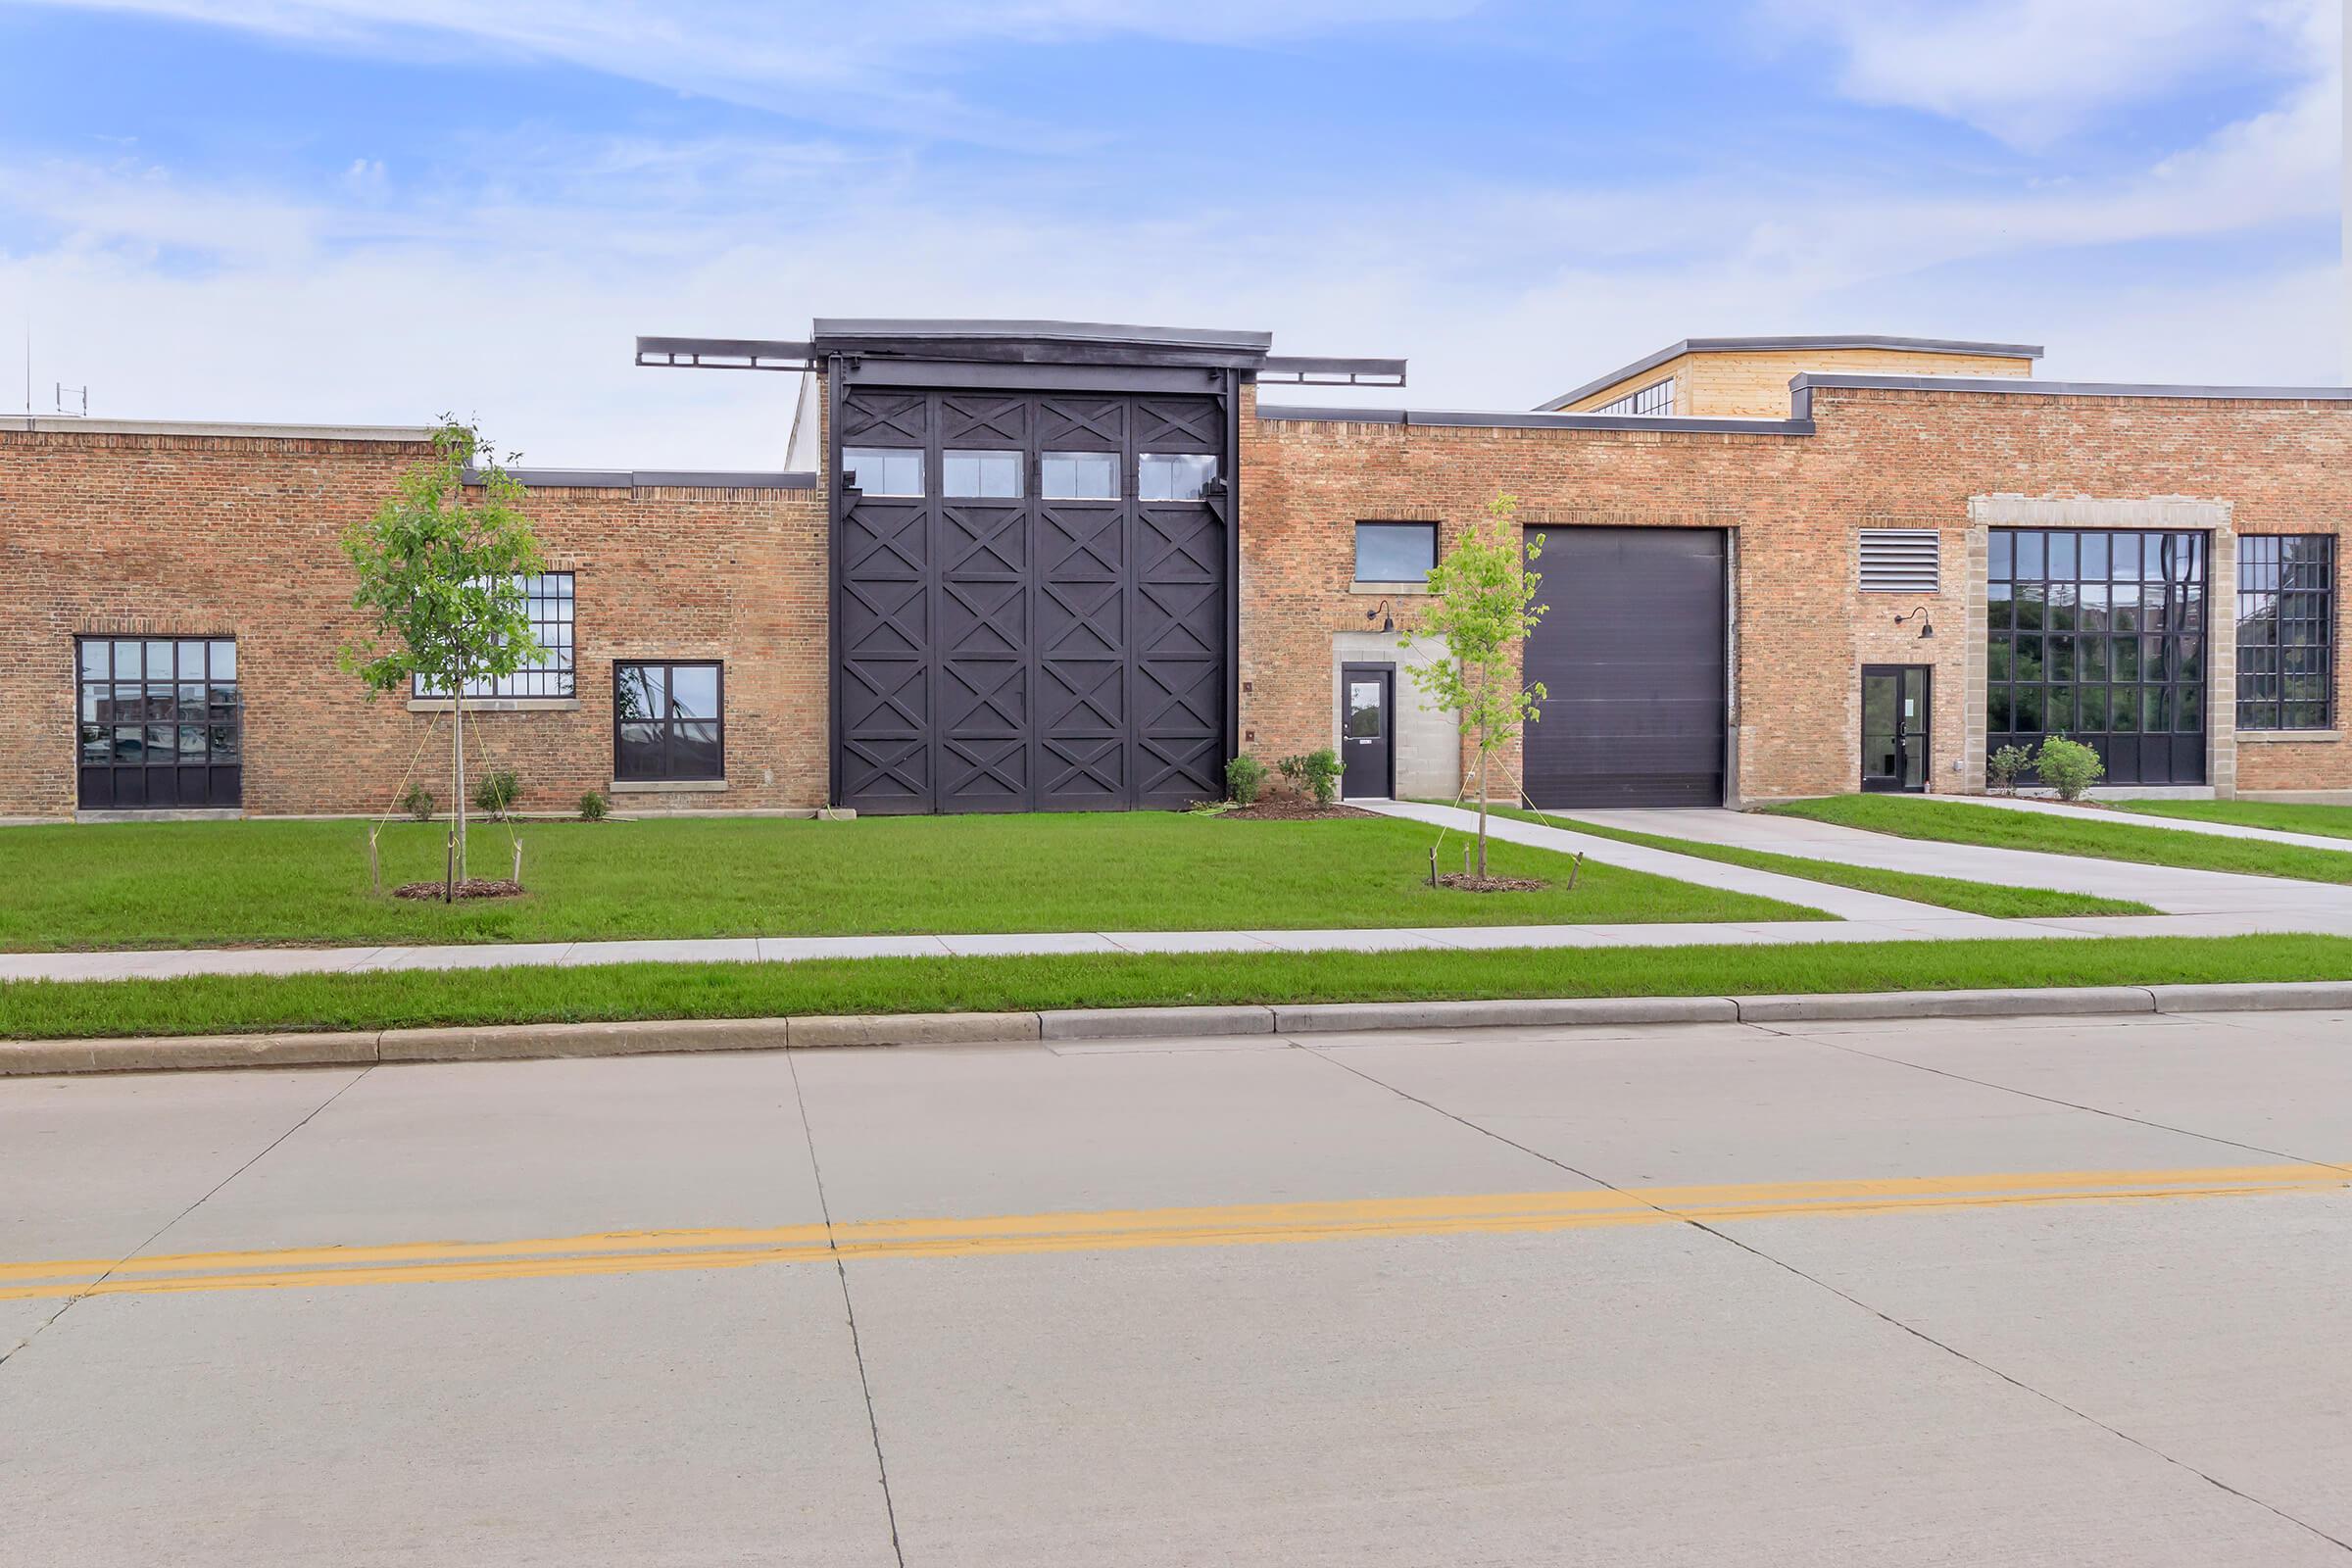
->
[[834, 387, 1231, 814], [1522, 527, 1727, 808]]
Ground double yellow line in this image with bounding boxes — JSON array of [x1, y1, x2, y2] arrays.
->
[[5, 1162, 2341, 1302]]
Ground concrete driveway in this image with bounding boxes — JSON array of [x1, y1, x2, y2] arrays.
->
[[6, 1013, 2350, 1565], [1573, 805, 2352, 930]]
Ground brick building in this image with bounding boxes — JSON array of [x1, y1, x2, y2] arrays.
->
[[2, 321, 2345, 820]]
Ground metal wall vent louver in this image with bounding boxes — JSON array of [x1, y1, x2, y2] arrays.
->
[[1858, 529, 1940, 594]]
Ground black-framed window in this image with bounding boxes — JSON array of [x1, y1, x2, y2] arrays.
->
[[1041, 451, 1118, 500], [2236, 536, 2335, 731], [614, 662, 724, 781], [1138, 453, 1216, 502], [415, 572, 574, 700], [843, 447, 923, 496], [1986, 527, 2207, 786], [1594, 377, 1674, 417], [75, 636, 242, 808], [1354, 522, 1439, 583], [943, 450, 1023, 499]]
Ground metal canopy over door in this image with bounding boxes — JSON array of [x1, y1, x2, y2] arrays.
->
[[834, 384, 1231, 813], [1521, 527, 1727, 808]]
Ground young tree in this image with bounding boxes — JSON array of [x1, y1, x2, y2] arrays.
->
[[1399, 493, 1547, 877], [340, 419, 546, 895]]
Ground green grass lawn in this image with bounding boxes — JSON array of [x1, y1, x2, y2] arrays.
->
[[2118, 799, 2352, 843], [1765, 794, 2352, 885], [3, 935, 2344, 1040], [1465, 804, 2154, 918], [0, 812, 1826, 954]]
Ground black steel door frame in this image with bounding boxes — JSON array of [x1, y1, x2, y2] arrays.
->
[[1860, 663, 1931, 793], [827, 359, 1239, 814], [1338, 661, 1396, 800]]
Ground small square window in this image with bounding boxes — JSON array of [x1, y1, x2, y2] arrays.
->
[[1138, 453, 1216, 502], [943, 450, 1023, 499], [612, 662, 725, 781], [1354, 522, 1438, 584], [1041, 451, 1119, 501]]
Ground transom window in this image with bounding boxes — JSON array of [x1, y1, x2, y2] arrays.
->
[[614, 662, 724, 781], [1354, 522, 1439, 584], [2236, 535, 2335, 731], [844, 447, 923, 497], [1986, 528, 2208, 786], [1138, 453, 1217, 502], [1593, 377, 1675, 417], [943, 450, 1023, 499], [1041, 451, 1118, 501], [415, 572, 574, 700], [75, 636, 242, 809]]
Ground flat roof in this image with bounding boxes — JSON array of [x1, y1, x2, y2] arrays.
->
[[1537, 334, 2046, 413], [810, 318, 1273, 353], [7, 416, 435, 441]]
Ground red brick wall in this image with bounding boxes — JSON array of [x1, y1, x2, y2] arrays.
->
[[1242, 384, 2352, 801], [0, 426, 829, 817]]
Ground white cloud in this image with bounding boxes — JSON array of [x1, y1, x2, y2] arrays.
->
[[1765, 0, 2334, 147], [12, 0, 1477, 143]]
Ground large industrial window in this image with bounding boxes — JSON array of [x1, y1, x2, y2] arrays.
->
[[415, 573, 574, 700], [2236, 535, 2335, 731], [614, 662, 724, 781], [1593, 377, 1675, 417], [75, 636, 242, 809], [1354, 522, 1439, 583], [1985, 528, 2208, 786]]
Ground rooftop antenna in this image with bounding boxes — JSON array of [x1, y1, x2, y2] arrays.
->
[[53, 381, 86, 416]]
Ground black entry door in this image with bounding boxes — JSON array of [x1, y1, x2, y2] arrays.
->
[[1339, 663, 1394, 799], [1521, 527, 1726, 807], [1861, 665, 1931, 792]]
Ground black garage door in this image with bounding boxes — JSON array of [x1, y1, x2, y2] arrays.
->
[[1522, 527, 1726, 808], [834, 388, 1230, 814]]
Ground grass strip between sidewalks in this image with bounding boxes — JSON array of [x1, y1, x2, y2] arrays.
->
[[2117, 799, 2352, 843], [4, 935, 2349, 1041], [1463, 803, 2155, 918]]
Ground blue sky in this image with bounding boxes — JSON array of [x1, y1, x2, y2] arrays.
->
[[0, 0, 2338, 466]]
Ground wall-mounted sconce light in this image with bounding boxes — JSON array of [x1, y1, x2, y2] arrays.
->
[[1366, 599, 1394, 634], [1895, 606, 1934, 639]]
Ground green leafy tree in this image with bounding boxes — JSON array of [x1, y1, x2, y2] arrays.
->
[[1399, 493, 1547, 876], [340, 419, 546, 892]]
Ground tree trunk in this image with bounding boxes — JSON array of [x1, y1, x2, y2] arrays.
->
[[453, 688, 467, 889], [1475, 718, 1490, 878]]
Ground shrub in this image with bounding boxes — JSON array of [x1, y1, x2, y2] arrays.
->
[[1986, 744, 2034, 795], [2034, 735, 2105, 802], [399, 784, 435, 822], [1278, 748, 1344, 807], [577, 790, 609, 822], [471, 769, 521, 819], [1225, 755, 1267, 807]]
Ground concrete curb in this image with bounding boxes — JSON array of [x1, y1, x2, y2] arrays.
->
[[3, 982, 2348, 1076]]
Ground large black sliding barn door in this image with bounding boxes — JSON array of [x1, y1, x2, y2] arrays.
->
[[834, 387, 1229, 814]]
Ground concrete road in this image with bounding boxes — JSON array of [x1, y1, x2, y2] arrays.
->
[[5, 1012, 2350, 1566]]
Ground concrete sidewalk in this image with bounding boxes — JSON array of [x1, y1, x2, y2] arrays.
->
[[1544, 802, 2352, 921]]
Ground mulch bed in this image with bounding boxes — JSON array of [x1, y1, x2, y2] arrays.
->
[[393, 878, 525, 902], [1433, 872, 1549, 893], [1216, 801, 1376, 820]]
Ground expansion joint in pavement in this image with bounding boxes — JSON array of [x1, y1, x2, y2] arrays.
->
[[786, 1052, 906, 1568], [1300, 1042, 2352, 1555]]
